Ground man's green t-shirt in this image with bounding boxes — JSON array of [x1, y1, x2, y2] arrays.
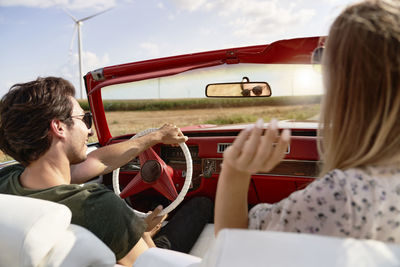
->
[[0, 164, 146, 260]]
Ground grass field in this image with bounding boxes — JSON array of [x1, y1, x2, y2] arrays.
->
[[0, 96, 321, 162], [78, 95, 321, 112], [104, 103, 320, 137]]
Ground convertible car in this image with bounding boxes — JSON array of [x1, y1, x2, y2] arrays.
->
[[84, 36, 323, 216], [2, 36, 400, 266]]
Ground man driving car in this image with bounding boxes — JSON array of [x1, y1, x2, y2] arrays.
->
[[0, 76, 212, 266]]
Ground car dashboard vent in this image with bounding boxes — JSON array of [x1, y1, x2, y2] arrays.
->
[[217, 142, 291, 154], [217, 143, 232, 153]]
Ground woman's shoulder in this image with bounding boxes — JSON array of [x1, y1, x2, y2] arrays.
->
[[320, 164, 400, 191], [328, 165, 400, 179]]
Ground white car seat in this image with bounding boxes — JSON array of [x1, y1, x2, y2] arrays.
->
[[0, 194, 117, 267], [136, 228, 400, 267], [200, 229, 400, 267]]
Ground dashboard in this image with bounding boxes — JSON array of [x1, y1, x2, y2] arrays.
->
[[105, 127, 320, 205]]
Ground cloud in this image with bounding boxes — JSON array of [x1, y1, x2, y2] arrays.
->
[[0, 0, 116, 11], [222, 0, 315, 41], [67, 0, 115, 10], [83, 51, 110, 73], [229, 2, 315, 42], [65, 51, 107, 75], [0, 0, 66, 8], [61, 50, 110, 96], [199, 26, 213, 36], [170, 0, 317, 43], [157, 2, 164, 9], [169, 0, 208, 11], [139, 42, 161, 58]]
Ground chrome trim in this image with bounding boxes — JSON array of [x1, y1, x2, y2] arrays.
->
[[217, 143, 231, 153], [218, 142, 290, 154], [91, 68, 105, 81]]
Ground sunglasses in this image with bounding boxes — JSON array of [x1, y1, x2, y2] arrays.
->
[[241, 86, 263, 96], [70, 112, 93, 129]]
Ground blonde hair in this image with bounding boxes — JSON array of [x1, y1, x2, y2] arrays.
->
[[319, 0, 400, 175]]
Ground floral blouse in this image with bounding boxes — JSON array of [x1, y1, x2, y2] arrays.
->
[[248, 164, 400, 243]]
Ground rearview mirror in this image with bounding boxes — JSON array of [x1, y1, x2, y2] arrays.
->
[[206, 82, 271, 97]]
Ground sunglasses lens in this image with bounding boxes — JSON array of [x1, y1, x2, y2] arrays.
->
[[83, 113, 92, 129], [241, 89, 250, 96], [252, 86, 262, 96]]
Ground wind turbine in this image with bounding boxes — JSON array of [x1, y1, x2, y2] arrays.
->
[[65, 8, 112, 99]]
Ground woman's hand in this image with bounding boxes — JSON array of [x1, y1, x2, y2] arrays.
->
[[144, 205, 168, 237], [222, 118, 291, 175]]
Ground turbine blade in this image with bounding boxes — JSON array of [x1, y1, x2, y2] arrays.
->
[[63, 8, 78, 22], [69, 24, 78, 54], [80, 7, 113, 22]]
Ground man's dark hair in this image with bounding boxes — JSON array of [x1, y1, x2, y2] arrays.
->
[[0, 77, 76, 166]]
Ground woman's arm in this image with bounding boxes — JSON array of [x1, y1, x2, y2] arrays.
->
[[214, 119, 290, 235]]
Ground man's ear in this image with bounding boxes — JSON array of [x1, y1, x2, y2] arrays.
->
[[49, 119, 67, 139]]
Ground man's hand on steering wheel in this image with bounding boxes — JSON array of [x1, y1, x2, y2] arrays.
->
[[145, 205, 168, 237], [155, 124, 188, 145]]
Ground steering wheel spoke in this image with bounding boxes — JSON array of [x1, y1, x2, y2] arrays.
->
[[153, 170, 178, 201], [138, 147, 165, 165], [120, 172, 149, 199]]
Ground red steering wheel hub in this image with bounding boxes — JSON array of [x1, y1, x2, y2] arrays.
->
[[119, 147, 178, 201]]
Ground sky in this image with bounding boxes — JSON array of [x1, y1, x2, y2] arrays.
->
[[0, 0, 360, 99]]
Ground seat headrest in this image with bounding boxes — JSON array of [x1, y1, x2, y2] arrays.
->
[[0, 194, 71, 267]]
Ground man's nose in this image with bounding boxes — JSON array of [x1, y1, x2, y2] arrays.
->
[[88, 128, 94, 137]]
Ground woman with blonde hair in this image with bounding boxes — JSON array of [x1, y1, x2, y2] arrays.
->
[[215, 0, 400, 243]]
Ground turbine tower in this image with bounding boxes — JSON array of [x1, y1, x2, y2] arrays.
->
[[65, 8, 111, 99]]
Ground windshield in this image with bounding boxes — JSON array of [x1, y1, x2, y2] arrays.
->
[[101, 63, 323, 137], [102, 64, 323, 99]]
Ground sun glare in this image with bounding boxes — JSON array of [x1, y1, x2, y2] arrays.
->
[[293, 66, 323, 95]]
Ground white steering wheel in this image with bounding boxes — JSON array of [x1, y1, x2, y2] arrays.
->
[[113, 128, 193, 217]]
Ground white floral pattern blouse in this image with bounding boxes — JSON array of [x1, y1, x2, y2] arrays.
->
[[248, 164, 400, 243]]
